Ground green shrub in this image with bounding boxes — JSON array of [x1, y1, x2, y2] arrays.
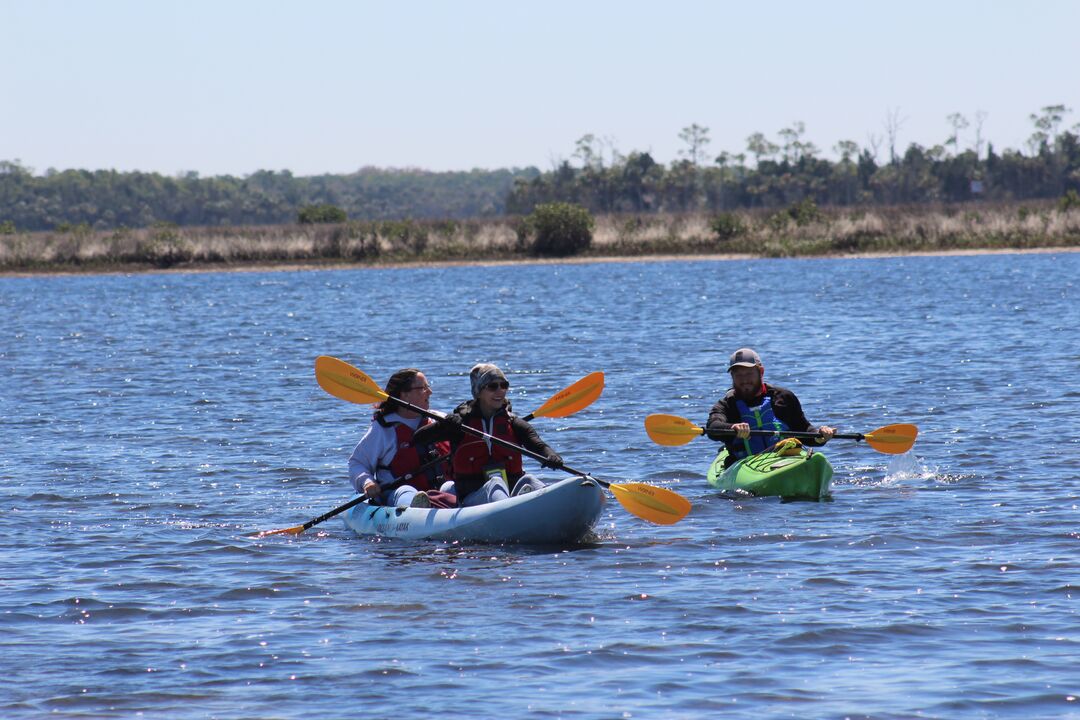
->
[[788, 198, 822, 226], [298, 204, 347, 224], [380, 219, 428, 254], [512, 217, 531, 252], [431, 220, 459, 236], [55, 221, 92, 235], [709, 212, 746, 241], [618, 215, 650, 241], [766, 211, 790, 232], [0, 220, 15, 235], [1059, 189, 1080, 212], [526, 202, 594, 257], [130, 222, 189, 268], [343, 221, 380, 259]]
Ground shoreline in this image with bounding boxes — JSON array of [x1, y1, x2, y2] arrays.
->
[[2, 245, 1079, 279]]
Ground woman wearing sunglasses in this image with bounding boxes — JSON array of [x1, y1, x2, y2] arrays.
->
[[412, 363, 563, 507], [347, 368, 451, 509]]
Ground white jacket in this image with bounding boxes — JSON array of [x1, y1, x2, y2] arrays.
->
[[346, 413, 424, 493]]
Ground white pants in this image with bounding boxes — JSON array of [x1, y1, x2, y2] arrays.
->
[[440, 474, 546, 507], [382, 484, 420, 507]]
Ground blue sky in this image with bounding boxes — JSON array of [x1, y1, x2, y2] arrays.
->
[[2, 0, 1077, 177]]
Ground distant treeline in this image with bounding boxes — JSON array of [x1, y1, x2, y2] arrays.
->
[[2, 106, 1078, 232], [508, 108, 1080, 214], [0, 164, 538, 232]]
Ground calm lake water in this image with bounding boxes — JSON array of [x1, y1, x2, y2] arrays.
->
[[2, 252, 1078, 719]]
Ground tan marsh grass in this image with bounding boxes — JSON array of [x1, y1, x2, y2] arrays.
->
[[2, 202, 1077, 273]]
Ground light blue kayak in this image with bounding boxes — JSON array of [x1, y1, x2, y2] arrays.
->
[[342, 476, 606, 544]]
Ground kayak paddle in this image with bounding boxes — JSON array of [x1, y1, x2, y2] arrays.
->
[[253, 366, 606, 538], [644, 413, 918, 455], [252, 453, 447, 538], [315, 356, 691, 526], [521, 371, 604, 421]]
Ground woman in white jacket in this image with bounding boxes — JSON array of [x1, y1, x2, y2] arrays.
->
[[347, 368, 450, 508]]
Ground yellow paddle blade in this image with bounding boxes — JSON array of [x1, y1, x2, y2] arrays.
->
[[251, 524, 306, 539], [644, 413, 704, 446], [530, 371, 605, 419], [314, 355, 389, 405], [863, 423, 919, 454], [608, 482, 692, 525]]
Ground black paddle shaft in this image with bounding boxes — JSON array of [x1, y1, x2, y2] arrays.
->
[[394, 396, 603, 484], [297, 452, 449, 531], [711, 428, 865, 442]]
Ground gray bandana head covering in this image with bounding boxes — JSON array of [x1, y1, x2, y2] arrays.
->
[[470, 363, 507, 398]]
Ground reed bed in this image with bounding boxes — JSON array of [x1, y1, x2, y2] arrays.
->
[[2, 202, 1078, 273]]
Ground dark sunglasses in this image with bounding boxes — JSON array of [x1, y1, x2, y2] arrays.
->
[[484, 381, 510, 391]]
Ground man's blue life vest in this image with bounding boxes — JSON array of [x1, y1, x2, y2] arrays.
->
[[732, 396, 789, 459]]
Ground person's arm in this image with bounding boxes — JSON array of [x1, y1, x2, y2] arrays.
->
[[347, 423, 396, 496], [411, 409, 464, 447], [774, 388, 833, 445], [510, 416, 562, 468], [706, 395, 745, 440]]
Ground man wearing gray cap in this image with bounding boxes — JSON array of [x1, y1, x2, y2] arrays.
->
[[705, 348, 835, 468], [412, 363, 564, 506]]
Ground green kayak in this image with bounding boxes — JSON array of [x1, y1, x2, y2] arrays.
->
[[707, 446, 833, 500]]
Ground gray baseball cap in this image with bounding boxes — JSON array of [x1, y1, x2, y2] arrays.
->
[[727, 347, 762, 371]]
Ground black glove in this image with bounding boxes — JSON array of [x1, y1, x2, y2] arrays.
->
[[542, 451, 563, 469], [439, 413, 463, 430], [415, 413, 460, 446]]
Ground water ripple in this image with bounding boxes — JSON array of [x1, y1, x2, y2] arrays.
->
[[3, 255, 1080, 718]]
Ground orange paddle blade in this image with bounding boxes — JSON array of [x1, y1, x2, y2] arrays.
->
[[608, 482, 691, 525], [314, 355, 388, 405], [529, 372, 605, 419], [644, 413, 705, 446], [251, 524, 306, 539], [863, 423, 919, 454]]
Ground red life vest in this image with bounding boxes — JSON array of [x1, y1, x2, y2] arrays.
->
[[377, 416, 450, 492], [451, 412, 523, 494]]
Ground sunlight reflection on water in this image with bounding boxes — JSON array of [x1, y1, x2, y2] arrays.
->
[[2, 253, 1079, 718]]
